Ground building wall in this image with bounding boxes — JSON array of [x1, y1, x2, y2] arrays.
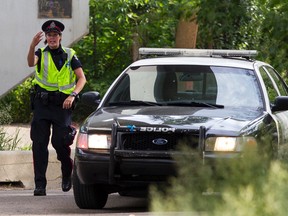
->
[[0, 0, 89, 97]]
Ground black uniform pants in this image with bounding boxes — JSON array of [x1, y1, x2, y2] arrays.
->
[[31, 95, 73, 189]]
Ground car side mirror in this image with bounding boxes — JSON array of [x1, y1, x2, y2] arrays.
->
[[81, 91, 101, 107], [272, 96, 288, 112]]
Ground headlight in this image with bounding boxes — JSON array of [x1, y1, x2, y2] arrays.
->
[[88, 134, 112, 149], [205, 136, 257, 152]]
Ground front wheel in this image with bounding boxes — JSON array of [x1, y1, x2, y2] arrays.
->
[[73, 169, 108, 209]]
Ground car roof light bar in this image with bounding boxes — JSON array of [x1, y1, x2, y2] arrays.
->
[[139, 48, 258, 58]]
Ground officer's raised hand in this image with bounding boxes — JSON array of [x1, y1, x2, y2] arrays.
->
[[31, 31, 44, 48], [27, 32, 44, 67]]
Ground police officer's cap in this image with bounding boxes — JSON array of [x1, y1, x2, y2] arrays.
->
[[42, 20, 65, 34]]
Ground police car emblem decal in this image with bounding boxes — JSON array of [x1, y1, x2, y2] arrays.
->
[[127, 125, 136, 132]]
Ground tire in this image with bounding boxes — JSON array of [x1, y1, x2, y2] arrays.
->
[[72, 169, 108, 209]]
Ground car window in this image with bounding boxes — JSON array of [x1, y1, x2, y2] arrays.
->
[[264, 66, 288, 96], [106, 65, 263, 109], [210, 66, 262, 107], [259, 67, 280, 102]]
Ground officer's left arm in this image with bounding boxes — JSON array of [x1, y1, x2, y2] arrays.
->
[[63, 67, 86, 109], [73, 67, 87, 95]]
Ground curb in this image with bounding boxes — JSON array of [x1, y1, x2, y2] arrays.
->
[[0, 149, 75, 190]]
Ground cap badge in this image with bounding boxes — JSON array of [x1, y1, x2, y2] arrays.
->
[[50, 22, 56, 28]]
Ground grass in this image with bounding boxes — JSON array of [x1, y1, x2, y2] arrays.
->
[[0, 127, 31, 151]]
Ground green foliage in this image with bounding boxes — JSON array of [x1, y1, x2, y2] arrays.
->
[[0, 103, 12, 125], [0, 103, 20, 151], [0, 128, 21, 151], [19, 143, 32, 151], [255, 0, 288, 79], [196, 0, 259, 49], [150, 146, 287, 215], [0, 78, 33, 123]]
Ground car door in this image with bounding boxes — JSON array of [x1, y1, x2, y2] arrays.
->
[[260, 65, 288, 149]]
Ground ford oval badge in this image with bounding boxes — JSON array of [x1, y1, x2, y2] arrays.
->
[[152, 138, 168, 145]]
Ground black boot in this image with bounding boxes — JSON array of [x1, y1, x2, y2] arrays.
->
[[34, 187, 46, 196], [62, 176, 72, 192]]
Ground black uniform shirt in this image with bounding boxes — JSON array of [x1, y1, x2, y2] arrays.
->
[[35, 45, 82, 71]]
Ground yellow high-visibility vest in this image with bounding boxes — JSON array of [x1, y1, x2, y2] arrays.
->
[[33, 47, 76, 94]]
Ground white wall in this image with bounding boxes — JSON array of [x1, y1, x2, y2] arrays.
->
[[0, 0, 89, 97]]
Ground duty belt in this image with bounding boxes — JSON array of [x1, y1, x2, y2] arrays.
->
[[35, 91, 68, 106]]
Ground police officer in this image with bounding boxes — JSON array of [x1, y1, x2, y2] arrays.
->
[[27, 20, 86, 196]]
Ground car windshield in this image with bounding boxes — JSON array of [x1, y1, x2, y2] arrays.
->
[[105, 65, 263, 109]]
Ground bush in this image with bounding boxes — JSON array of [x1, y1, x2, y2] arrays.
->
[[0, 78, 33, 123], [149, 146, 286, 215], [0, 102, 12, 125]]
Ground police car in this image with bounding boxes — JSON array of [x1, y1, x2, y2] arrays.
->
[[72, 48, 288, 209]]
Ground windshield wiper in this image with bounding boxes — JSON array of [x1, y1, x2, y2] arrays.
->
[[167, 101, 224, 108], [109, 100, 163, 106]]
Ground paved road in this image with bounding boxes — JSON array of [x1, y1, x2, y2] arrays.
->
[[0, 189, 150, 215]]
